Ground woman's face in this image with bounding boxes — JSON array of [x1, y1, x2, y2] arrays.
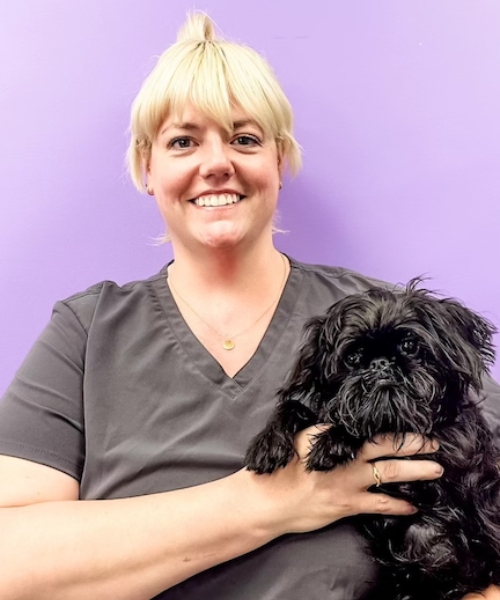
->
[[146, 104, 282, 253]]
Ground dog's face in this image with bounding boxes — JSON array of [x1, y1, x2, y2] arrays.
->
[[287, 280, 496, 438]]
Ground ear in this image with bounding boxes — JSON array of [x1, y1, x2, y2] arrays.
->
[[143, 156, 155, 195], [440, 298, 496, 363], [275, 138, 287, 176], [281, 296, 351, 403], [277, 154, 284, 186], [280, 315, 329, 402], [141, 141, 153, 175], [415, 295, 496, 389]]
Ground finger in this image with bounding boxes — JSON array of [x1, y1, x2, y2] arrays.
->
[[367, 458, 443, 487], [360, 434, 439, 461], [462, 589, 500, 600], [358, 492, 418, 517]]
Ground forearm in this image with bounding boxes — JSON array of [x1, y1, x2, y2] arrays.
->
[[0, 469, 279, 600]]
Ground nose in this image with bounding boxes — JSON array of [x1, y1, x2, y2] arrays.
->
[[369, 357, 391, 373], [199, 138, 235, 180]]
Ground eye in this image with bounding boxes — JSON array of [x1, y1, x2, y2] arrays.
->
[[399, 336, 419, 356], [345, 349, 363, 368], [168, 136, 195, 150], [232, 134, 261, 147]]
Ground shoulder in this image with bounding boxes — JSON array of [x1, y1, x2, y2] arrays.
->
[[289, 257, 393, 297], [55, 267, 168, 333], [480, 374, 500, 442], [282, 257, 395, 320]]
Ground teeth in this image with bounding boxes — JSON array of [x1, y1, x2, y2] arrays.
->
[[194, 194, 241, 207]]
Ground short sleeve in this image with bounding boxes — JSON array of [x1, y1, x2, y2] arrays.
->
[[480, 373, 500, 443], [0, 300, 89, 480]]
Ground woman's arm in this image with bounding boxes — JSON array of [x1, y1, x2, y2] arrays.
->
[[0, 433, 440, 600], [0, 461, 276, 600]]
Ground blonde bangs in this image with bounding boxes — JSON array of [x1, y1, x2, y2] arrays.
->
[[171, 42, 234, 132]]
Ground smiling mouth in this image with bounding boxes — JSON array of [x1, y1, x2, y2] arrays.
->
[[191, 193, 245, 207]]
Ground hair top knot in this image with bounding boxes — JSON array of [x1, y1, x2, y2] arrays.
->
[[177, 11, 218, 43]]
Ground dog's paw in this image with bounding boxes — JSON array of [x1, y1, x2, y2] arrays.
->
[[245, 427, 295, 474], [306, 433, 356, 471]]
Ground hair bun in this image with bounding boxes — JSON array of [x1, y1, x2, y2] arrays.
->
[[177, 11, 218, 43]]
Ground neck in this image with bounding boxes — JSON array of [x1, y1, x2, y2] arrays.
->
[[168, 242, 285, 297]]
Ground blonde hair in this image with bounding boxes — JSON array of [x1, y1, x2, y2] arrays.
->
[[127, 12, 302, 191]]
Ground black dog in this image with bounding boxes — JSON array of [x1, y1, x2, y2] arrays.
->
[[245, 279, 500, 600]]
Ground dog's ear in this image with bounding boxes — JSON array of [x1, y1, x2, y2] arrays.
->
[[414, 293, 496, 390], [281, 314, 335, 402], [283, 298, 352, 397]]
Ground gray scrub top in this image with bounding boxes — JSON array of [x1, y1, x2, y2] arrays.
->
[[1, 257, 499, 599]]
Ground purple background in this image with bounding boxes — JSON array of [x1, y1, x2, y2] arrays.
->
[[1, 1, 499, 394]]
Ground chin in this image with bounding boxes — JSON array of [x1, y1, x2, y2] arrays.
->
[[196, 219, 272, 251], [245, 278, 500, 600], [198, 227, 246, 250]]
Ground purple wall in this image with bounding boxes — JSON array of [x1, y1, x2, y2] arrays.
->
[[1, 1, 499, 394]]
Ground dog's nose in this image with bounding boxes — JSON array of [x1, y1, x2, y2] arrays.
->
[[370, 357, 391, 373]]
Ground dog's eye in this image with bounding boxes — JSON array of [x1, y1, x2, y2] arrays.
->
[[400, 337, 419, 356], [345, 350, 363, 368]]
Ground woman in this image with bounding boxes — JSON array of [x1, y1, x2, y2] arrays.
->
[[0, 12, 498, 600]]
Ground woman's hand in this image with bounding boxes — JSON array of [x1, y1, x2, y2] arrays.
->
[[462, 587, 500, 599], [246, 425, 442, 537]]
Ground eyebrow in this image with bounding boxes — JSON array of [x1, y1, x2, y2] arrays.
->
[[233, 119, 258, 129], [161, 119, 261, 136], [160, 122, 200, 135]]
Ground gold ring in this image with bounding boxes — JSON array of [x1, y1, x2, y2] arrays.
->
[[372, 463, 383, 487]]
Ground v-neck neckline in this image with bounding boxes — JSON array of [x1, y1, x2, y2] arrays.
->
[[152, 257, 303, 395]]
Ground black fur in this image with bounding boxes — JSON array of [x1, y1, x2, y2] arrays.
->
[[245, 279, 500, 600]]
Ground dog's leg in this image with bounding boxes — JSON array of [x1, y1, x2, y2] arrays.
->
[[245, 400, 318, 474], [306, 426, 363, 471]]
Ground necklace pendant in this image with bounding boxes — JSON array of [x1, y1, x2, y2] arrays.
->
[[222, 339, 236, 351]]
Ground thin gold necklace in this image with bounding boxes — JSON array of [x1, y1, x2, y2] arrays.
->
[[168, 253, 288, 351]]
